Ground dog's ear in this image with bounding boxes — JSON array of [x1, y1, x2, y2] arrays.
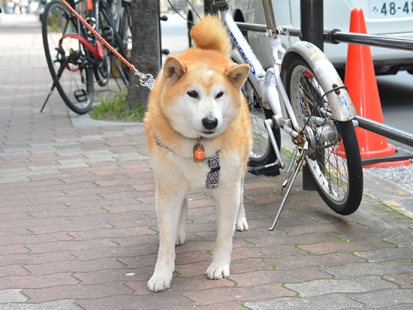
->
[[163, 56, 186, 84], [226, 63, 250, 89]]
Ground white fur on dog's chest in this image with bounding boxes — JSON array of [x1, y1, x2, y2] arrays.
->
[[187, 162, 211, 190], [152, 153, 212, 190]]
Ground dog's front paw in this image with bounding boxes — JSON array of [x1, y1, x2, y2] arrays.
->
[[147, 272, 172, 292], [236, 217, 249, 231], [206, 263, 230, 279]]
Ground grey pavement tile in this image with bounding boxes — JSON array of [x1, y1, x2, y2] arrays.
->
[[0, 289, 26, 303], [245, 294, 363, 310], [385, 234, 413, 247], [284, 276, 398, 297], [0, 300, 81, 310], [321, 259, 413, 279], [350, 289, 413, 309], [354, 247, 413, 263]]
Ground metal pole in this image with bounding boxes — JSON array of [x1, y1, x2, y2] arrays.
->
[[326, 30, 413, 52], [205, 0, 218, 15], [301, 0, 324, 50], [355, 116, 413, 147], [300, 0, 324, 190]]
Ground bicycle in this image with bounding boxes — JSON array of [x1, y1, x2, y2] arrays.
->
[[41, 0, 131, 115], [213, 0, 363, 229]]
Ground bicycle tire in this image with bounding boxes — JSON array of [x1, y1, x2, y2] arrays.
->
[[119, 2, 132, 60], [242, 75, 281, 166], [284, 55, 363, 215], [42, 0, 94, 114], [99, 4, 130, 84], [42, 0, 94, 115], [231, 57, 281, 166], [93, 5, 111, 87]]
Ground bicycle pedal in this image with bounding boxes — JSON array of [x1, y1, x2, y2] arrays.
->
[[74, 89, 88, 102], [248, 162, 280, 177]]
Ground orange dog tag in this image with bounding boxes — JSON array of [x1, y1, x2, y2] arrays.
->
[[193, 143, 205, 162]]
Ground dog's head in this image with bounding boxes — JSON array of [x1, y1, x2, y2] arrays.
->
[[159, 51, 249, 139]]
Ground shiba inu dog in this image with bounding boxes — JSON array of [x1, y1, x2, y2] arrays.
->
[[144, 15, 252, 292]]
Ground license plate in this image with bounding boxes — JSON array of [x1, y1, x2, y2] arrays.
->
[[368, 0, 413, 18]]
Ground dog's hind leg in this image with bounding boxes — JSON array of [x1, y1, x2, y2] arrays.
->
[[235, 175, 248, 231], [148, 184, 188, 292], [176, 198, 187, 245]]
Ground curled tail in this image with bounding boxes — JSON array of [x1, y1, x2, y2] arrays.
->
[[190, 14, 232, 57]]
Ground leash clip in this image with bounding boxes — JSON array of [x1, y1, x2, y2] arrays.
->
[[133, 67, 154, 90]]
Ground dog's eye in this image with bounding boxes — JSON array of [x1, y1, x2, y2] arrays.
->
[[187, 90, 199, 99], [215, 91, 224, 99]]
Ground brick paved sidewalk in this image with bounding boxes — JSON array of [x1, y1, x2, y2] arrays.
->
[[0, 14, 412, 310]]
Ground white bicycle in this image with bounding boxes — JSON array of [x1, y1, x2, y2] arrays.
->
[[214, 0, 363, 229]]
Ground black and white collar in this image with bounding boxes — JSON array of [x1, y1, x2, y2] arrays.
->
[[155, 135, 221, 189]]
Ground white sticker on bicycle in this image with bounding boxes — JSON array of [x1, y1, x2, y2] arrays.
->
[[338, 95, 348, 106]]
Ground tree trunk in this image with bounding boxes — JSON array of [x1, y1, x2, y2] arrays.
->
[[126, 0, 161, 110]]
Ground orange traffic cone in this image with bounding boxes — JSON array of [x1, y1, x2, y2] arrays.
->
[[344, 8, 410, 168]]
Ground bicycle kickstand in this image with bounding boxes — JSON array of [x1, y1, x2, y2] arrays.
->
[[268, 142, 307, 231], [40, 82, 56, 113]]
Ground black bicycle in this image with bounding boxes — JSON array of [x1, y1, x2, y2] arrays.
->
[[41, 0, 131, 114]]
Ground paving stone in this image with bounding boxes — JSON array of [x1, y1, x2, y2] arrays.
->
[[354, 247, 413, 263], [350, 289, 413, 308], [22, 282, 133, 303], [183, 283, 295, 307], [383, 273, 413, 289], [0, 300, 81, 310], [321, 259, 413, 279], [230, 267, 333, 287], [385, 234, 413, 247], [76, 293, 193, 310], [0, 289, 27, 303], [266, 252, 365, 270], [245, 294, 363, 310], [0, 273, 78, 290], [285, 276, 398, 297]]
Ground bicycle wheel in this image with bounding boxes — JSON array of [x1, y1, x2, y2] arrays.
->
[[231, 52, 281, 166], [91, 5, 111, 87], [284, 55, 363, 215], [98, 2, 130, 85], [119, 2, 132, 60], [42, 0, 94, 115], [241, 76, 281, 166]]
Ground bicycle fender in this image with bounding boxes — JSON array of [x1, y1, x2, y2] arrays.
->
[[281, 41, 357, 122]]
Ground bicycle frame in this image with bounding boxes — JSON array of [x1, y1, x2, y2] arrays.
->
[[215, 0, 357, 169], [92, 0, 126, 34], [92, 0, 130, 82]]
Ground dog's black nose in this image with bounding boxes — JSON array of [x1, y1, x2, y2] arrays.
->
[[202, 116, 218, 130]]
